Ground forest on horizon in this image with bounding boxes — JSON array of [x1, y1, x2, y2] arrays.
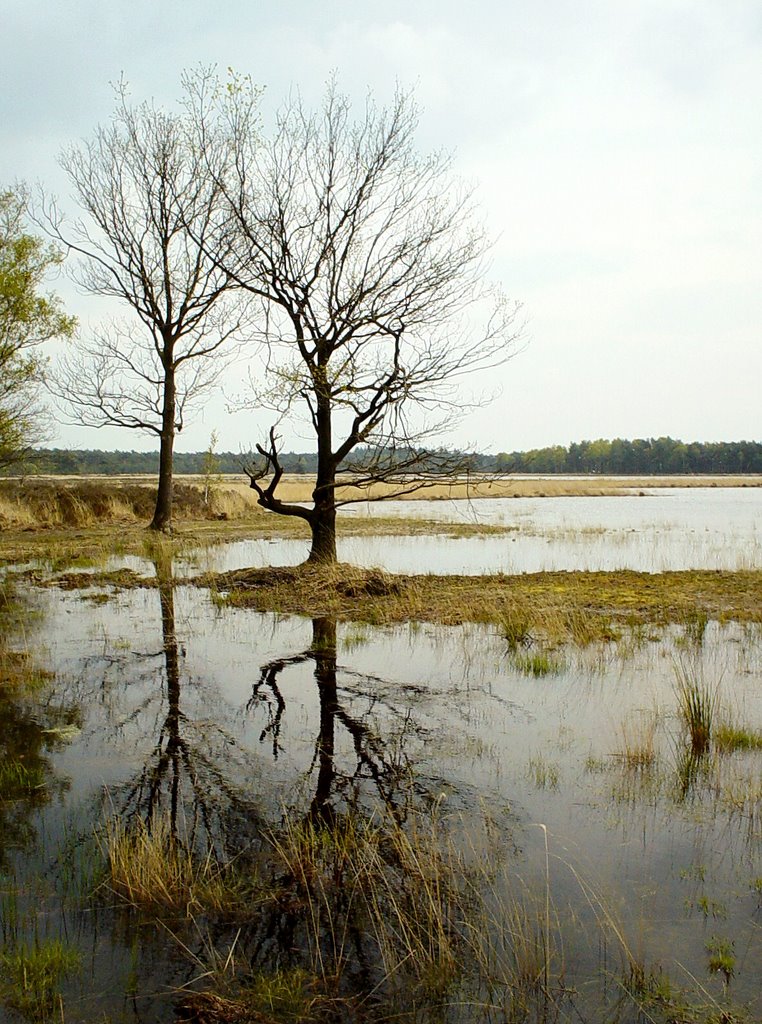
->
[[10, 437, 762, 478]]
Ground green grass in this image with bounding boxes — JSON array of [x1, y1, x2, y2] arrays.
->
[[0, 761, 45, 794], [514, 652, 565, 677], [714, 722, 762, 753], [0, 939, 81, 1021], [705, 937, 735, 985]]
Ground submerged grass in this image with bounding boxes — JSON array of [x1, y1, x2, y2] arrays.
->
[[170, 799, 759, 1024], [174, 802, 581, 1024], [0, 938, 81, 1021], [614, 710, 660, 771]]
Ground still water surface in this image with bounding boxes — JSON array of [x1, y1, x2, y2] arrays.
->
[[3, 490, 762, 1021], [176, 488, 762, 575]]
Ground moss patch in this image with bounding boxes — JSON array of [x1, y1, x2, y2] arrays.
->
[[211, 565, 762, 633]]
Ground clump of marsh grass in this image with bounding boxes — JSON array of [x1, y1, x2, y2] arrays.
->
[[205, 806, 565, 1023], [673, 660, 720, 756], [267, 804, 466, 1011], [706, 936, 736, 988], [105, 813, 255, 917], [526, 757, 561, 789], [676, 609, 709, 649], [613, 710, 660, 772], [713, 715, 762, 754], [514, 651, 565, 678], [500, 599, 534, 652], [564, 606, 618, 646], [177, 804, 751, 1024]]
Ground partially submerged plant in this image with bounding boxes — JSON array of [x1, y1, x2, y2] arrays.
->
[[614, 709, 660, 772], [526, 757, 561, 790], [514, 651, 565, 678], [500, 600, 534, 652], [706, 936, 735, 987], [0, 938, 81, 1022], [673, 659, 719, 756], [714, 718, 762, 754], [104, 813, 256, 917]]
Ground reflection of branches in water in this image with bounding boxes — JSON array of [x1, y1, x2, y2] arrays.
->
[[0, 689, 77, 871], [112, 558, 263, 859], [247, 653, 307, 758], [249, 618, 428, 822]]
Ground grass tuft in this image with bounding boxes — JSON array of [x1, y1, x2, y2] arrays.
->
[[514, 651, 564, 677], [105, 813, 256, 917], [673, 660, 719, 756], [614, 710, 659, 771], [714, 720, 762, 754]]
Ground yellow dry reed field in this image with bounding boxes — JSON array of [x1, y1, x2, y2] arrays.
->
[[177, 472, 762, 502], [11, 472, 762, 511], [0, 479, 265, 536], [0, 494, 37, 529]]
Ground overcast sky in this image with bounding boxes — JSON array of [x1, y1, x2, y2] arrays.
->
[[2, 0, 760, 454]]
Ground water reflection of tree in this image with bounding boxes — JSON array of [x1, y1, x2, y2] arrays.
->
[[227, 618, 454, 1011], [0, 589, 79, 872], [249, 617, 422, 823], [117, 553, 263, 858]]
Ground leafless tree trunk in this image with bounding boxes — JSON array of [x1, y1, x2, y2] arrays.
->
[[200, 79, 523, 561], [46, 72, 255, 531]]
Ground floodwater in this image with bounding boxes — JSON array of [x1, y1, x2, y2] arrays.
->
[[176, 487, 762, 575], [1, 489, 762, 1022]]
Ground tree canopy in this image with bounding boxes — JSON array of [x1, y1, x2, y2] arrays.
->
[[0, 187, 76, 469]]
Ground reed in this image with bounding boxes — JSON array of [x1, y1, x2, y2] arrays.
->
[[104, 814, 255, 917], [614, 710, 660, 771], [673, 660, 719, 756]]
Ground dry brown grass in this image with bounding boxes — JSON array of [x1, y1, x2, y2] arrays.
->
[[0, 479, 262, 531], [614, 710, 660, 771], [7, 472, 761, 519], [105, 814, 255, 917], [178, 472, 762, 503], [1, 471, 758, 539]]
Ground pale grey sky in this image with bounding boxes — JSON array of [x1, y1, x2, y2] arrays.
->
[[2, 0, 760, 454]]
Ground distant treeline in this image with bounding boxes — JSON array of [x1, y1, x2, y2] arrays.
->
[[10, 437, 762, 477], [13, 449, 317, 476], [491, 437, 762, 475]]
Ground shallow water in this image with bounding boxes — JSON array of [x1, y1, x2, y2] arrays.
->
[[3, 488, 762, 1020], [171, 487, 762, 575], [2, 569, 762, 1021]]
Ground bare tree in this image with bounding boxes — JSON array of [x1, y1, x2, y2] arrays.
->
[[47, 74, 255, 530], [203, 81, 522, 561]]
